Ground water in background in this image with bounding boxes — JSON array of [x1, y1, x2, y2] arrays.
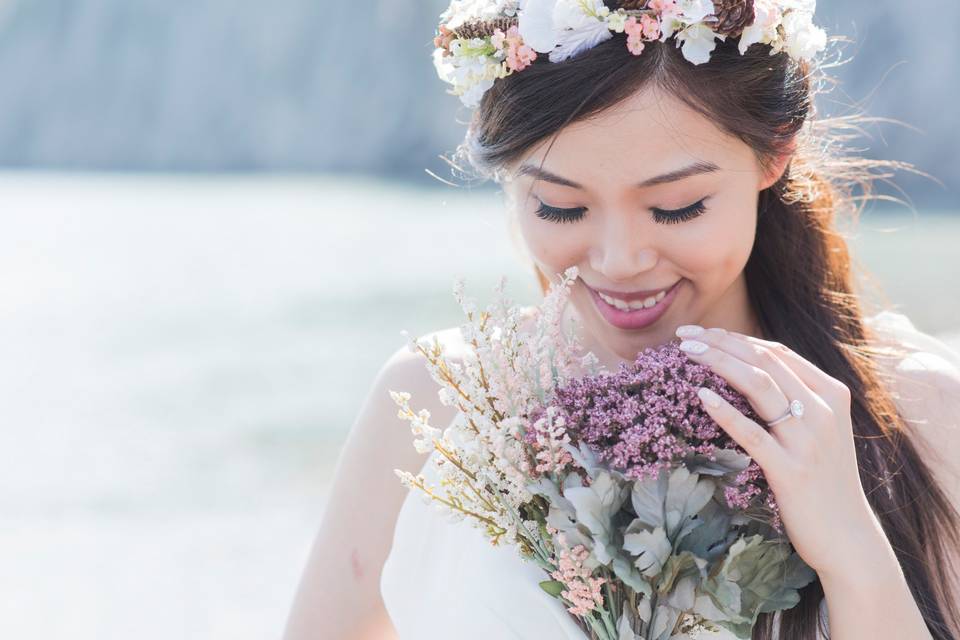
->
[[1, 172, 958, 639]]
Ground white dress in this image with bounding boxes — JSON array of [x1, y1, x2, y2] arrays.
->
[[380, 310, 960, 639]]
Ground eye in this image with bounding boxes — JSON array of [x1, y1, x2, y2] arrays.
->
[[650, 198, 708, 225], [534, 199, 587, 224]]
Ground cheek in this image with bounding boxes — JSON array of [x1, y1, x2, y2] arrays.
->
[[517, 211, 582, 269], [675, 190, 758, 278]]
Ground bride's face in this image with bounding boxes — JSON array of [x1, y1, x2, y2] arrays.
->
[[502, 86, 784, 366]]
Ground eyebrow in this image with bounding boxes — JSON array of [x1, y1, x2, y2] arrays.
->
[[514, 160, 720, 190]]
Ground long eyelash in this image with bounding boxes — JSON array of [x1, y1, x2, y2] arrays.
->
[[651, 199, 707, 225], [535, 201, 586, 224], [535, 198, 708, 225]]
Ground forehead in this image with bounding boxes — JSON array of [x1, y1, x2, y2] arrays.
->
[[508, 85, 754, 186]]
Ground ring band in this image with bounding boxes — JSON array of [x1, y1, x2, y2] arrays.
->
[[766, 399, 805, 426]]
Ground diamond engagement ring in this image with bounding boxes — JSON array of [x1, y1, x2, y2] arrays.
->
[[766, 399, 805, 426]]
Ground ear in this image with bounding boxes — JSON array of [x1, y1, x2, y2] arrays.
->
[[757, 139, 797, 191]]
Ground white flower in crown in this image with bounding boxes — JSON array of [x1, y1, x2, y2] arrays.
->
[[781, 6, 826, 60], [518, 0, 615, 63], [673, 21, 723, 65], [737, 0, 825, 61], [737, 0, 782, 53], [433, 36, 511, 108]]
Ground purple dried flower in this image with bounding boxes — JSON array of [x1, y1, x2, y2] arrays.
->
[[525, 339, 783, 530]]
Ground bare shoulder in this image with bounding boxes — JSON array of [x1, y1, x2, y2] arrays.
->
[[281, 325, 469, 640], [373, 306, 540, 446], [366, 323, 474, 480], [378, 325, 471, 414]]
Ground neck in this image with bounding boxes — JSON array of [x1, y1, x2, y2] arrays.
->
[[697, 273, 766, 339]]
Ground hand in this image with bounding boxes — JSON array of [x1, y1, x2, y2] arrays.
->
[[673, 325, 890, 579]]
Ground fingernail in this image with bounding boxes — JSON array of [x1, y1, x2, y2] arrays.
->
[[676, 324, 704, 338], [697, 387, 722, 408], [679, 339, 709, 355]]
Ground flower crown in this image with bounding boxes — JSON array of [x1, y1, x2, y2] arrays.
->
[[433, 0, 827, 108]]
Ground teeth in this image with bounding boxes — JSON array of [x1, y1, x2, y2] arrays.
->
[[598, 289, 667, 311]]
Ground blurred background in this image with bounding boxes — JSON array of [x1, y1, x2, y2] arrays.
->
[[0, 1, 958, 638]]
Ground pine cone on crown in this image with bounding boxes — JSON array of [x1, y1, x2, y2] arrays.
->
[[711, 0, 756, 37], [452, 17, 517, 41]]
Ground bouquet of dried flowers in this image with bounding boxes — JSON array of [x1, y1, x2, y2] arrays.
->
[[390, 266, 815, 639]]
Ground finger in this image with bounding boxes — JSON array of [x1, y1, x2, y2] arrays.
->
[[681, 330, 829, 418], [678, 337, 792, 424], [695, 386, 785, 472], [727, 331, 837, 398]]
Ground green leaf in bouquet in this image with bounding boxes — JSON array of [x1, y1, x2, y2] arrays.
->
[[630, 468, 670, 529], [562, 440, 604, 477], [531, 553, 557, 573], [683, 449, 752, 477], [696, 533, 816, 638], [542, 470, 599, 557], [693, 589, 738, 622], [545, 504, 598, 565], [755, 552, 817, 613], [638, 592, 652, 624], [698, 534, 758, 623], [734, 545, 816, 615], [721, 537, 812, 618], [526, 476, 576, 514], [539, 579, 565, 597], [664, 466, 715, 541], [616, 609, 638, 640], [623, 525, 672, 578], [563, 470, 630, 564], [663, 574, 699, 612], [650, 603, 682, 640], [676, 499, 740, 562], [611, 553, 653, 596], [656, 550, 705, 597]]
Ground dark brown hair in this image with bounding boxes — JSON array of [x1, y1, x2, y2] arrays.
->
[[448, 28, 960, 640]]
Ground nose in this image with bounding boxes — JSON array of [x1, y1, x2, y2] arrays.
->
[[589, 216, 659, 281]]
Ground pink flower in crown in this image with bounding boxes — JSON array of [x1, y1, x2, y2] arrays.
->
[[640, 14, 661, 40], [626, 36, 645, 55], [500, 25, 538, 72], [624, 16, 646, 55], [510, 43, 537, 70], [648, 0, 677, 12]]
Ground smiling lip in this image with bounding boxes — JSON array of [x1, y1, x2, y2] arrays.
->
[[587, 282, 676, 302], [586, 279, 683, 330]]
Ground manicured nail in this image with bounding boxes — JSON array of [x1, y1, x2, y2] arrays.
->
[[697, 387, 722, 408], [679, 339, 709, 355], [676, 325, 705, 338]]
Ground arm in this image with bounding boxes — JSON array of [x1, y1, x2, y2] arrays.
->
[[818, 520, 934, 640], [282, 338, 459, 640]]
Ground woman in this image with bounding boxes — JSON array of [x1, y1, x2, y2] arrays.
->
[[284, 1, 960, 638]]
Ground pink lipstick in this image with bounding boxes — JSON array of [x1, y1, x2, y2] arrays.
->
[[586, 279, 683, 330]]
